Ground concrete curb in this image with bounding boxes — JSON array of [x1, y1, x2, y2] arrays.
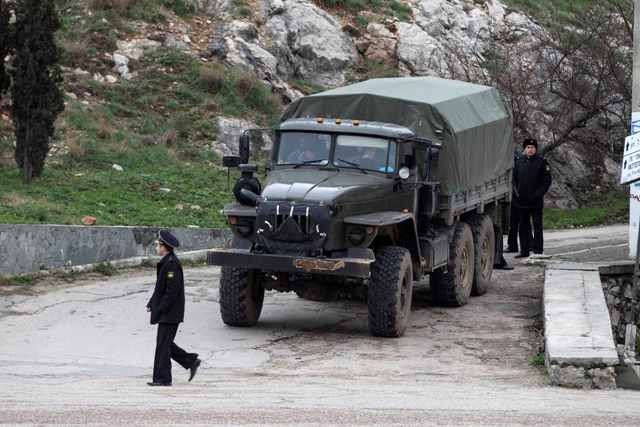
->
[[544, 263, 619, 389], [4, 248, 215, 281]]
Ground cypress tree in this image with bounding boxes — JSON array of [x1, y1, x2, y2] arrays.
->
[[11, 0, 64, 183], [0, 0, 13, 96]]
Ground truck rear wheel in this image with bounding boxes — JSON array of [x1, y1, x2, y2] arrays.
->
[[469, 214, 494, 296], [219, 267, 265, 326], [368, 246, 413, 337], [431, 222, 474, 307]]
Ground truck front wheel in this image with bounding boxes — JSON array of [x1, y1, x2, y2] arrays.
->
[[431, 222, 474, 307], [219, 267, 265, 326], [368, 246, 413, 337], [469, 214, 494, 296]]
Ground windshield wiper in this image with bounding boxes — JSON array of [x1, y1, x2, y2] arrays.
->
[[336, 158, 368, 174], [293, 159, 327, 168]]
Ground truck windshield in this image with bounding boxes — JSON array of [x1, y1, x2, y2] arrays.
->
[[276, 132, 331, 165], [334, 135, 396, 173]]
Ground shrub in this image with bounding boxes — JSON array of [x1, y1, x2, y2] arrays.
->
[[60, 39, 89, 67], [90, 0, 133, 11], [198, 62, 226, 93]]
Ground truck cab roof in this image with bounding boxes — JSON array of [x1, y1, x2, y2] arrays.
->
[[278, 118, 415, 140]]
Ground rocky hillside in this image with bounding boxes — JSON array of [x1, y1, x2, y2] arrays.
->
[[0, 0, 628, 220], [207, 0, 626, 209]]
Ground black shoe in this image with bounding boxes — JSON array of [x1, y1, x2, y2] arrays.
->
[[147, 381, 172, 387], [497, 265, 514, 270], [504, 247, 518, 253], [514, 253, 530, 259], [189, 358, 201, 382]]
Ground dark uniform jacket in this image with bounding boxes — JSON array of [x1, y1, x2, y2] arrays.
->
[[146, 252, 185, 324], [513, 154, 552, 209]]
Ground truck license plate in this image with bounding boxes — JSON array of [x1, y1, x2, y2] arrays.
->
[[293, 259, 345, 273]]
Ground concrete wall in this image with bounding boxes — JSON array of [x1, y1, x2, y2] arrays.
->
[[0, 225, 230, 276]]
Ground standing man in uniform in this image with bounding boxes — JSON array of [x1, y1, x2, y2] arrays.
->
[[513, 138, 552, 258], [146, 230, 201, 386]]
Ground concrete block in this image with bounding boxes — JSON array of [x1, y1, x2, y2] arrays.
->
[[544, 264, 620, 379]]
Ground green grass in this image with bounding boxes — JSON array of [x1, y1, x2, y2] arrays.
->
[[528, 352, 545, 367], [289, 79, 327, 95], [0, 274, 36, 286], [502, 0, 596, 21], [0, 152, 232, 227], [94, 262, 118, 276], [319, 0, 412, 22], [543, 189, 629, 229]]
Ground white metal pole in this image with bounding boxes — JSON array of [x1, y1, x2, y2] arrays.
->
[[629, 0, 640, 258]]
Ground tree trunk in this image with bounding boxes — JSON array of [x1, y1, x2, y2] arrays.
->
[[23, 125, 32, 184]]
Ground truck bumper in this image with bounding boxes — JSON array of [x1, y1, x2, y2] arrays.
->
[[207, 249, 373, 278]]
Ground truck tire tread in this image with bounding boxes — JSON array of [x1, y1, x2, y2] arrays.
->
[[469, 214, 494, 296], [431, 222, 474, 307], [368, 246, 413, 337], [219, 267, 264, 326]]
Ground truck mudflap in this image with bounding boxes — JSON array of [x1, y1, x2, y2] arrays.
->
[[207, 249, 373, 278]]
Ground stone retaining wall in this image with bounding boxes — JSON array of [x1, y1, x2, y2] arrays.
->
[[0, 224, 231, 276], [599, 263, 640, 345]]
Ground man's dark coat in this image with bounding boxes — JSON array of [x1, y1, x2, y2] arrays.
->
[[513, 154, 552, 209], [147, 252, 185, 324]]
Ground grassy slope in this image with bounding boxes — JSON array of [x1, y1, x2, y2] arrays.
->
[[544, 189, 629, 229], [0, 1, 279, 228]]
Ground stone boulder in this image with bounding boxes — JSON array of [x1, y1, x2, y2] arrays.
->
[[214, 117, 257, 158], [208, 20, 303, 102], [396, 23, 442, 76], [263, 0, 358, 87], [115, 39, 161, 61], [359, 23, 398, 65]]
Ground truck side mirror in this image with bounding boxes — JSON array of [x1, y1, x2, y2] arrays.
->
[[239, 132, 250, 165], [223, 156, 241, 168]]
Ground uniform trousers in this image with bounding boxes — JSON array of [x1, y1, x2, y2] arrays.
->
[[507, 203, 520, 251], [153, 323, 198, 384], [519, 207, 544, 255]]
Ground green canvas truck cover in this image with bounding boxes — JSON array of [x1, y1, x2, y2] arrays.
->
[[281, 76, 513, 195]]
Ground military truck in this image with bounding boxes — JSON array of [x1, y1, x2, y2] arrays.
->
[[208, 76, 513, 337]]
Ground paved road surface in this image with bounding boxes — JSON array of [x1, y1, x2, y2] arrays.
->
[[0, 225, 637, 425]]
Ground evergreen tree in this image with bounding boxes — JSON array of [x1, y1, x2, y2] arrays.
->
[[0, 0, 13, 95], [11, 0, 64, 183]]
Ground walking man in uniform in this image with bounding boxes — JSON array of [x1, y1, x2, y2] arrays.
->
[[513, 138, 552, 258], [146, 230, 201, 386]]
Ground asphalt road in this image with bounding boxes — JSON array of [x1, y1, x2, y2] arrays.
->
[[1, 224, 638, 425]]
